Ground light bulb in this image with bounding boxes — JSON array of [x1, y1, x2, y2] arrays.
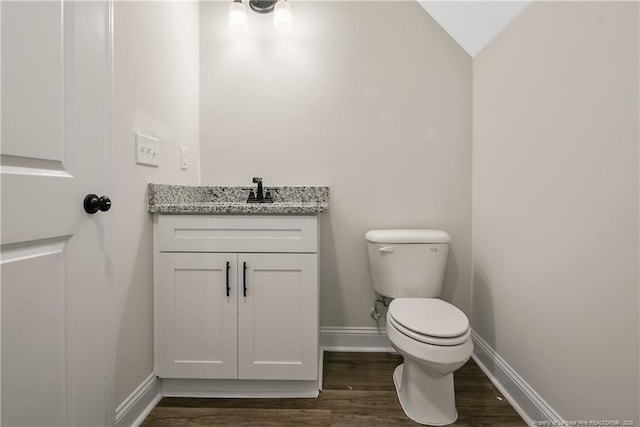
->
[[229, 0, 248, 33], [273, 0, 292, 31]]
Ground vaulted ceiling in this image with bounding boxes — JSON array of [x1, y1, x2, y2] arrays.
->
[[417, 1, 532, 57]]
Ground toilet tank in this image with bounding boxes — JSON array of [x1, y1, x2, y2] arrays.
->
[[366, 229, 450, 298]]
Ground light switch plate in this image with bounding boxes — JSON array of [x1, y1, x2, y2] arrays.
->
[[135, 132, 159, 167], [180, 146, 188, 170]]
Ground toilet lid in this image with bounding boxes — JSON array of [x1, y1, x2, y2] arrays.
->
[[387, 314, 471, 346], [388, 298, 469, 338]]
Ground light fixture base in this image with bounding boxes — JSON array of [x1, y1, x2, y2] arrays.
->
[[249, 0, 276, 14]]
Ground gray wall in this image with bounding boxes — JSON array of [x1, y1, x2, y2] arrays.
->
[[112, 1, 200, 406], [473, 1, 639, 421], [199, 1, 473, 327]]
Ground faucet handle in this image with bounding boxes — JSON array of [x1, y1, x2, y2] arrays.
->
[[252, 177, 262, 184]]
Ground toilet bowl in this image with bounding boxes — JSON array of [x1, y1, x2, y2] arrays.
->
[[386, 298, 473, 426]]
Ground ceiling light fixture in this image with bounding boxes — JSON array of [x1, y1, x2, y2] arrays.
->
[[228, 0, 292, 32]]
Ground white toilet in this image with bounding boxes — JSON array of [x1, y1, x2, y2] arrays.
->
[[366, 229, 472, 426]]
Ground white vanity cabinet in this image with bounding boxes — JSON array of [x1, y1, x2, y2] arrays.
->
[[153, 215, 320, 396]]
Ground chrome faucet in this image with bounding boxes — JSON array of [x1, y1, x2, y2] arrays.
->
[[247, 177, 273, 203]]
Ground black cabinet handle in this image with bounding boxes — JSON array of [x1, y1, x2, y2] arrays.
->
[[243, 262, 247, 297], [225, 261, 230, 297]]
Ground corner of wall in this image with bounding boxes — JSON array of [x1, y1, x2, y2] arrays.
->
[[113, 0, 201, 414]]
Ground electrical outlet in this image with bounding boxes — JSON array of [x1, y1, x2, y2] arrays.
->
[[135, 132, 159, 167], [180, 147, 188, 170]]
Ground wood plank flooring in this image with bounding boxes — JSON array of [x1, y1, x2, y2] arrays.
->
[[142, 352, 527, 426]]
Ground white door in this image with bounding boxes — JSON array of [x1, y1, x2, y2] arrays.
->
[[238, 253, 318, 380], [156, 253, 238, 379], [1, 1, 112, 426]]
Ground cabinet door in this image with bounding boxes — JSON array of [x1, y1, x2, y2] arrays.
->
[[238, 253, 318, 380], [156, 253, 237, 379]]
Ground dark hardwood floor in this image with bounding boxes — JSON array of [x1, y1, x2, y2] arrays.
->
[[142, 352, 527, 426]]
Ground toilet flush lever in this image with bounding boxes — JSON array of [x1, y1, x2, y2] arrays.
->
[[379, 246, 394, 253]]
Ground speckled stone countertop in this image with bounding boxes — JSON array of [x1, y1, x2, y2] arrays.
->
[[148, 183, 329, 215]]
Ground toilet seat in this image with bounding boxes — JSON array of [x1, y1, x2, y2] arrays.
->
[[388, 315, 470, 346], [388, 298, 470, 346]]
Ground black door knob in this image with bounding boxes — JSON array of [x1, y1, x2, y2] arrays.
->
[[84, 194, 112, 214]]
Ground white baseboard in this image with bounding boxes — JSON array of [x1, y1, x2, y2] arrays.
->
[[115, 372, 162, 427], [471, 330, 563, 426], [320, 326, 394, 352]]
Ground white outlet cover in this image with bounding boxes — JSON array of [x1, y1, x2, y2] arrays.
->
[[135, 132, 159, 167]]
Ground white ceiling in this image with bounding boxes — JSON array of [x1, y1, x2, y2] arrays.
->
[[417, 1, 532, 57]]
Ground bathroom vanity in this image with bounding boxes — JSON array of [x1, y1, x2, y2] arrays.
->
[[148, 183, 328, 398]]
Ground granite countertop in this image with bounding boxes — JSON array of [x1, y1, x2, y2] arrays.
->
[[148, 183, 329, 215]]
